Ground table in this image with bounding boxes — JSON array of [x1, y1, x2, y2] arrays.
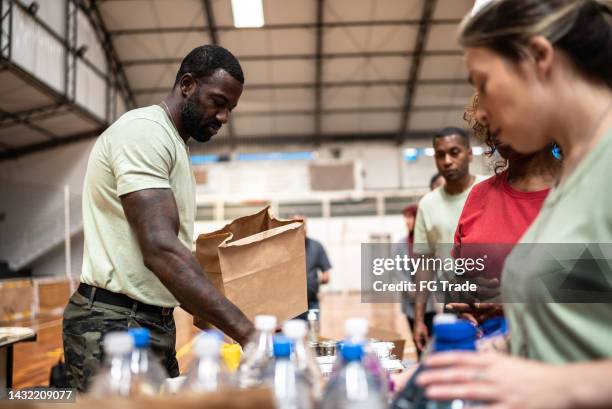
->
[[0, 327, 37, 391]]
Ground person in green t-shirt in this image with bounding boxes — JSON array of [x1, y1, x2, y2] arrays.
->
[[63, 45, 254, 391], [412, 127, 487, 352], [415, 1, 612, 408]]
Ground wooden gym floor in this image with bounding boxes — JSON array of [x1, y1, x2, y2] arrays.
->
[[9, 292, 415, 388]]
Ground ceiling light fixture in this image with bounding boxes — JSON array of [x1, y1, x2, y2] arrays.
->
[[231, 0, 265, 28]]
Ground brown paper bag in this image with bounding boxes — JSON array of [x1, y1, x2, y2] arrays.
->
[[194, 206, 308, 328]]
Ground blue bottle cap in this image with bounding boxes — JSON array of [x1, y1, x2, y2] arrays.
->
[[129, 328, 150, 349], [434, 320, 477, 352], [480, 317, 507, 336], [341, 341, 364, 362], [273, 335, 292, 358]]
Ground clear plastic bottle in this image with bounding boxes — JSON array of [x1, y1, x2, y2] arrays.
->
[[128, 328, 167, 395], [307, 309, 320, 342], [321, 341, 386, 409], [181, 331, 233, 393], [88, 332, 135, 397], [331, 318, 389, 398], [237, 314, 277, 388], [264, 335, 313, 409], [282, 319, 323, 399], [391, 314, 477, 409]]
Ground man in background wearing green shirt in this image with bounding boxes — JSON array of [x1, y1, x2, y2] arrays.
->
[[62, 45, 254, 391], [412, 127, 486, 352]]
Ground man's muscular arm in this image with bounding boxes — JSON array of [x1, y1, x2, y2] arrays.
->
[[121, 188, 254, 345]]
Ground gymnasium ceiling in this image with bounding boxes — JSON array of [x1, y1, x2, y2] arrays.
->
[[0, 0, 476, 158], [101, 0, 474, 150]]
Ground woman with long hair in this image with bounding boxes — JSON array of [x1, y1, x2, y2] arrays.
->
[[418, 1, 612, 407]]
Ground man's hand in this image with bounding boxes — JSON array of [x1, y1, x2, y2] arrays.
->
[[446, 276, 501, 304], [319, 270, 330, 284], [412, 318, 429, 352], [413, 260, 434, 352], [121, 188, 254, 346], [470, 276, 501, 302], [445, 302, 503, 325]]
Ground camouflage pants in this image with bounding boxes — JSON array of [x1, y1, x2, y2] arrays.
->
[[62, 291, 180, 392]]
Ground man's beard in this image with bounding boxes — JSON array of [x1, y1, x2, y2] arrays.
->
[[442, 170, 466, 182], [180, 93, 221, 143]]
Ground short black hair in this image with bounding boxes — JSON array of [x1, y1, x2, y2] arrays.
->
[[174, 45, 244, 87], [432, 126, 470, 148]]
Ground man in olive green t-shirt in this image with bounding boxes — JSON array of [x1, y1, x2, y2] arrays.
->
[[62, 45, 254, 391], [412, 127, 486, 352]]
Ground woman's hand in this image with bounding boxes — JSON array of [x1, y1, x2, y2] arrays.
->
[[416, 352, 574, 409]]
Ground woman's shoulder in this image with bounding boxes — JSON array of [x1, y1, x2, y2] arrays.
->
[[467, 172, 503, 201]]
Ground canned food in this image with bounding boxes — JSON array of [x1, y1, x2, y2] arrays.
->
[[310, 340, 338, 356]]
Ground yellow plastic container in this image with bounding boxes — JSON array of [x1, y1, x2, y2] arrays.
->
[[221, 343, 242, 372]]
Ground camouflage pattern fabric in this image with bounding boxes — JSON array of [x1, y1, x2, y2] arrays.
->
[[62, 291, 179, 392]]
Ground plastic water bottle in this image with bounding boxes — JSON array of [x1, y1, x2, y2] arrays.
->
[[283, 319, 323, 399], [182, 331, 232, 392], [237, 314, 277, 388], [128, 328, 167, 395], [477, 317, 509, 353], [321, 341, 386, 409], [391, 314, 477, 409], [88, 332, 135, 397], [264, 335, 313, 409], [390, 314, 458, 409], [332, 318, 389, 397], [307, 309, 320, 342]]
